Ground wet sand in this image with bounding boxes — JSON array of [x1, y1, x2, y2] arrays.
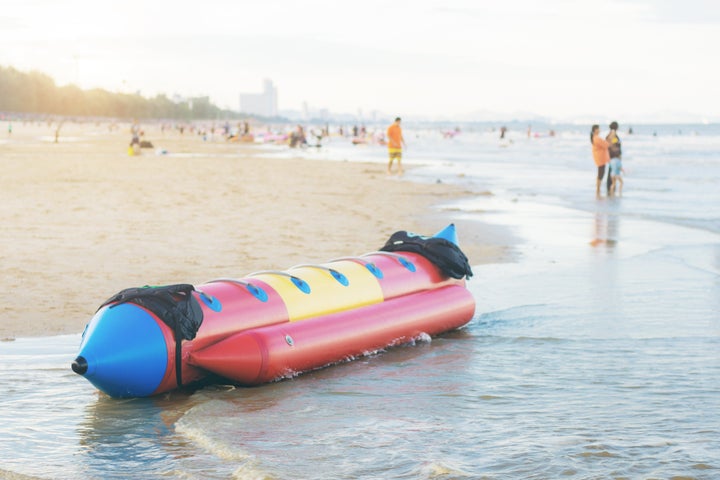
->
[[0, 122, 514, 340]]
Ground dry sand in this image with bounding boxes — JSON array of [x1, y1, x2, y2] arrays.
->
[[0, 121, 515, 340]]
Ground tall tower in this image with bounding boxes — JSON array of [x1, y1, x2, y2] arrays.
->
[[239, 79, 278, 117], [263, 79, 278, 117]]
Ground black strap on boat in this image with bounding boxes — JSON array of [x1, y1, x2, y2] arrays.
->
[[98, 284, 204, 388], [174, 335, 183, 388], [379, 231, 473, 279]]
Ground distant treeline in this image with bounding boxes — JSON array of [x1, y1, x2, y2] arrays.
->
[[0, 65, 244, 120]]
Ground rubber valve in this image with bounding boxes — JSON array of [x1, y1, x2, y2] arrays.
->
[[71, 356, 88, 375]]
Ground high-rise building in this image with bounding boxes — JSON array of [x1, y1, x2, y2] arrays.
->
[[239, 79, 278, 117]]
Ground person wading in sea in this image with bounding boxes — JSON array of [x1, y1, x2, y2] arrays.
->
[[386, 117, 406, 175], [591, 124, 610, 197], [606, 121, 622, 195]]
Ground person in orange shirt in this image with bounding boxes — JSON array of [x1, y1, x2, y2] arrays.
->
[[591, 124, 610, 197], [386, 117, 406, 175]]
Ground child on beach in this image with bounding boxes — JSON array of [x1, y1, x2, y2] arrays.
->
[[609, 157, 624, 195], [606, 121, 622, 194]]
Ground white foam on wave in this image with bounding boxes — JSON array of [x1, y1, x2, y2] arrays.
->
[[0, 467, 45, 480], [175, 400, 253, 462], [231, 461, 279, 480], [407, 332, 432, 345], [415, 460, 474, 478]]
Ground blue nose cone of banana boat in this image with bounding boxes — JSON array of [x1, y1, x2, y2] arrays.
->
[[71, 303, 168, 398], [433, 223, 459, 245]]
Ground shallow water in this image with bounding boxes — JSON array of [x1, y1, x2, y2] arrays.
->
[[1, 125, 719, 479]]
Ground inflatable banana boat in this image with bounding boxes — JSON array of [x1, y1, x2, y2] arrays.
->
[[71, 225, 475, 398]]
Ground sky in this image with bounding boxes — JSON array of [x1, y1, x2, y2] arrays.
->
[[2, 0, 720, 122]]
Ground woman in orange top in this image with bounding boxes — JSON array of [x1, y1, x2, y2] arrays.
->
[[591, 124, 610, 197]]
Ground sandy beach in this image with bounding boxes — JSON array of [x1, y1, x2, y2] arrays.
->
[[3, 121, 719, 479], [0, 122, 511, 340]]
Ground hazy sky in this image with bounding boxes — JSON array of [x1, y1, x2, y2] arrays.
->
[[2, 0, 719, 121]]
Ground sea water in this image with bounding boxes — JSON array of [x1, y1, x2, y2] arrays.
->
[[1, 124, 719, 479]]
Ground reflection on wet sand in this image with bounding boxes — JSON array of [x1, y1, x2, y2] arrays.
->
[[590, 210, 620, 248], [76, 377, 296, 477], [77, 392, 198, 477]]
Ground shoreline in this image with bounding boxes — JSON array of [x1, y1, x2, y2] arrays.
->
[[0, 123, 518, 340]]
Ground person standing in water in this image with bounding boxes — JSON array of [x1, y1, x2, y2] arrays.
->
[[605, 121, 622, 195], [591, 124, 610, 197], [386, 117, 406, 175], [609, 154, 624, 196]]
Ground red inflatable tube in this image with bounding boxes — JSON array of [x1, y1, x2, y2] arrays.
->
[[188, 285, 475, 385]]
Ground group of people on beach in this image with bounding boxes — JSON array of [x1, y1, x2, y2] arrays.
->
[[591, 121, 624, 197]]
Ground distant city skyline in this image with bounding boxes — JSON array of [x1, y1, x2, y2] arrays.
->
[[2, 0, 720, 123], [239, 79, 278, 118]]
